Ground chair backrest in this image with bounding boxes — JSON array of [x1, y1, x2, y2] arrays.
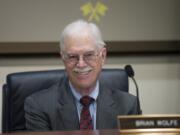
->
[[2, 69, 129, 133]]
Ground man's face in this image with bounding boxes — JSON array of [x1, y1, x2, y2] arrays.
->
[[62, 35, 106, 92]]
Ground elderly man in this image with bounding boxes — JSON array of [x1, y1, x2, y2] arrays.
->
[[24, 20, 137, 131]]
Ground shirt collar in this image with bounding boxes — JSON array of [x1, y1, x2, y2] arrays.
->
[[69, 81, 99, 101]]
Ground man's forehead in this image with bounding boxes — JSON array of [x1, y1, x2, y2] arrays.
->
[[64, 41, 97, 50]]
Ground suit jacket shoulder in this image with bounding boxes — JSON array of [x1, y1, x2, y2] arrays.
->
[[24, 78, 79, 131], [96, 82, 137, 129]]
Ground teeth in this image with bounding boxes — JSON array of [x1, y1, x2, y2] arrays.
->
[[78, 71, 88, 74], [73, 67, 92, 74], [76, 70, 89, 74]]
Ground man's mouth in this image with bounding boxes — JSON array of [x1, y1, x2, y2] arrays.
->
[[73, 67, 93, 75]]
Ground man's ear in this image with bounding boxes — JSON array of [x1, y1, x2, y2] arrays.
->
[[101, 47, 107, 64]]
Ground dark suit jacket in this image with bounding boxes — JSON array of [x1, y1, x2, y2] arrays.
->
[[24, 77, 137, 131]]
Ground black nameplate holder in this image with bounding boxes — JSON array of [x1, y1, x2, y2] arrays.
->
[[118, 115, 180, 133]]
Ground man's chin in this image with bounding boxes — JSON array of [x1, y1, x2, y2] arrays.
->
[[76, 74, 90, 80]]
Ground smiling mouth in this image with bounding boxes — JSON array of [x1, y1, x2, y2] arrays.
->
[[74, 69, 92, 75], [73, 67, 93, 75]]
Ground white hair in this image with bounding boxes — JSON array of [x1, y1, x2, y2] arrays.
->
[[60, 20, 106, 51]]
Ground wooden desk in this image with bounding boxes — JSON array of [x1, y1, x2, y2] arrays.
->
[[1, 130, 180, 135]]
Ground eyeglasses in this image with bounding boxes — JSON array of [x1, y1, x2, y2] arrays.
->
[[62, 50, 101, 65]]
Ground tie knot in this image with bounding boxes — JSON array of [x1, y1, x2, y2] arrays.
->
[[80, 96, 94, 107]]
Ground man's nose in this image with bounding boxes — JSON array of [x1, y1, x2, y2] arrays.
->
[[76, 55, 87, 67]]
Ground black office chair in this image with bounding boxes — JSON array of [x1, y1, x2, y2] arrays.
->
[[2, 69, 129, 133]]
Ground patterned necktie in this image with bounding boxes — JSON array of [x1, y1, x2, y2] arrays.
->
[[79, 96, 94, 130]]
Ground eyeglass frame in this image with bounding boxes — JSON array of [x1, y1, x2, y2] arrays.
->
[[61, 49, 103, 65]]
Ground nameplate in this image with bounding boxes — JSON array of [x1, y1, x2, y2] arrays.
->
[[118, 115, 180, 133]]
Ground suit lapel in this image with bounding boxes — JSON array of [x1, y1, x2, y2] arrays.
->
[[57, 79, 79, 130], [55, 78, 119, 130], [96, 83, 119, 129]]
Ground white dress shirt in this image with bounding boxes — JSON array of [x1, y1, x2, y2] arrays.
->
[[69, 81, 99, 129]]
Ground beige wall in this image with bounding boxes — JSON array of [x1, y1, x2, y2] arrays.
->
[[0, 0, 180, 42], [0, 0, 180, 133]]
